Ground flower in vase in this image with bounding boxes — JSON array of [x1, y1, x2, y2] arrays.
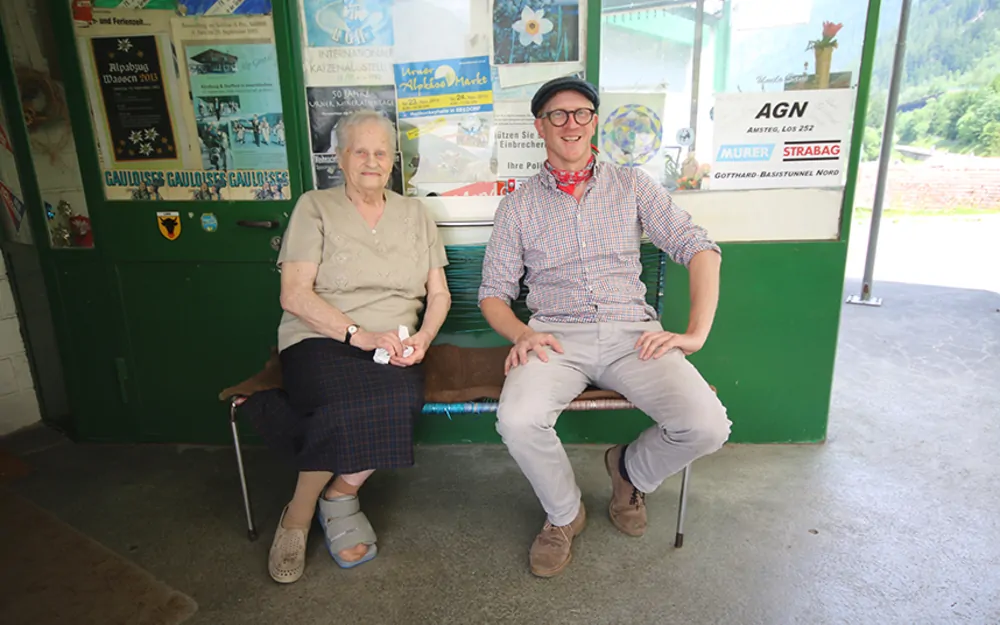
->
[[807, 21, 843, 50]]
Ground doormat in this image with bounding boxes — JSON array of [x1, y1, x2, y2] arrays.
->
[[0, 489, 198, 625]]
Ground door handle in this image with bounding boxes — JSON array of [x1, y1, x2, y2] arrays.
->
[[236, 220, 280, 229]]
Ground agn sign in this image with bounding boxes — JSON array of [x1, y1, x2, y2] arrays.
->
[[755, 101, 808, 119]]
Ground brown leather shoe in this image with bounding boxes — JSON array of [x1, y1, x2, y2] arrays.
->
[[529, 501, 586, 578], [604, 445, 647, 537]]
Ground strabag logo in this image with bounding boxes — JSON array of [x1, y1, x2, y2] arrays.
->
[[782, 140, 841, 162], [716, 144, 774, 162]]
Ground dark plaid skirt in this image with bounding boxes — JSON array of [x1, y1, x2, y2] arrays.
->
[[244, 337, 424, 474]]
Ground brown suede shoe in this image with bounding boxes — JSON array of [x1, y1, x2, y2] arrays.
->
[[529, 501, 586, 578], [604, 445, 647, 537]]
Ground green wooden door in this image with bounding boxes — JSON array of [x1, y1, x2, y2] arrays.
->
[[47, 0, 312, 442]]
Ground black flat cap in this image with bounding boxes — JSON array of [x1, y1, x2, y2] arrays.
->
[[531, 76, 600, 118]]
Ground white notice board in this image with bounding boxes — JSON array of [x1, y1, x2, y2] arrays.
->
[[709, 89, 856, 191]]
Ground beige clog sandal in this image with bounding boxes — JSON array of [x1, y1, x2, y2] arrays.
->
[[268, 506, 307, 583]]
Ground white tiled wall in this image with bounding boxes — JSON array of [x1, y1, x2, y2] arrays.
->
[[0, 253, 39, 434]]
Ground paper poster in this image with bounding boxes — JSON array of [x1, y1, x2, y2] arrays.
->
[[75, 8, 188, 192], [494, 102, 545, 178], [177, 0, 273, 15], [0, 183, 28, 241], [102, 169, 290, 200], [302, 44, 395, 87], [94, 0, 178, 8], [186, 43, 287, 171], [306, 85, 402, 193], [303, 0, 393, 46], [0, 118, 10, 155], [393, 56, 494, 195], [597, 92, 667, 184], [394, 56, 493, 119], [79, 13, 289, 201], [90, 35, 180, 167], [300, 0, 395, 86], [492, 66, 581, 103], [710, 89, 854, 190], [0, 101, 30, 244], [398, 115, 495, 195], [392, 0, 491, 63], [492, 0, 580, 65]]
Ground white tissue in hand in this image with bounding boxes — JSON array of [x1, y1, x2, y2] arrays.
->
[[374, 325, 413, 364]]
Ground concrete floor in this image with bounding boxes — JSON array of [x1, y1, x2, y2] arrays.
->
[[4, 216, 999, 624]]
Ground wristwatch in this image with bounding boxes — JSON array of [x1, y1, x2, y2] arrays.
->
[[345, 324, 360, 344]]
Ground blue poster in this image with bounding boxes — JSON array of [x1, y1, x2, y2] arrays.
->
[[302, 0, 394, 47], [394, 56, 493, 119], [186, 43, 287, 172], [178, 0, 272, 15]]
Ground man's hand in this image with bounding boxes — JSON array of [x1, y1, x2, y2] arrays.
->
[[351, 329, 405, 357], [506, 329, 564, 374], [390, 331, 432, 368], [635, 331, 707, 360]]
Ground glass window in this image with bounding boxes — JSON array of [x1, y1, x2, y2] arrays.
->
[[1, 0, 93, 248], [0, 100, 33, 245], [600, 0, 866, 194]]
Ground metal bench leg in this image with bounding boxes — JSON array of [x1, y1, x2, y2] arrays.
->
[[230, 397, 258, 541], [675, 464, 690, 548]]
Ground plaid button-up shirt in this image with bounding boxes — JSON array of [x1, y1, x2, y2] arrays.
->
[[478, 162, 721, 323]]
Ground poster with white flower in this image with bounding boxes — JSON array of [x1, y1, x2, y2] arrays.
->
[[492, 0, 580, 65]]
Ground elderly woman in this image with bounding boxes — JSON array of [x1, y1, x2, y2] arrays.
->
[[257, 109, 451, 583]]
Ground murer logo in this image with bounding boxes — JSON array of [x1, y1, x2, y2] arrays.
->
[[716, 144, 775, 162]]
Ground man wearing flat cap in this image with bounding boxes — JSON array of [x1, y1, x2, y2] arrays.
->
[[478, 76, 730, 577]]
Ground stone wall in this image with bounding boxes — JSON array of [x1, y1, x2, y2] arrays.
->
[[0, 252, 40, 435]]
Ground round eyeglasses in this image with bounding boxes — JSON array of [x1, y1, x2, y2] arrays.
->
[[539, 108, 596, 127]]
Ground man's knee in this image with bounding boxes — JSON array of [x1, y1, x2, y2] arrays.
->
[[495, 394, 551, 443], [494, 353, 586, 444], [664, 393, 731, 454]]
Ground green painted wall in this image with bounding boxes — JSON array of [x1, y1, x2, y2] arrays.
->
[[0, 0, 883, 446]]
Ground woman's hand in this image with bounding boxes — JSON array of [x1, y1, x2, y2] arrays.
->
[[350, 329, 405, 356], [390, 331, 432, 367]]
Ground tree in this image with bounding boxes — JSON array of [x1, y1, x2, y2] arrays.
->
[[895, 114, 913, 144], [867, 91, 887, 130], [981, 121, 1000, 156], [862, 126, 883, 161], [956, 90, 1000, 147]]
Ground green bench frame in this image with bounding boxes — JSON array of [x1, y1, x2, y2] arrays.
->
[[227, 241, 692, 548]]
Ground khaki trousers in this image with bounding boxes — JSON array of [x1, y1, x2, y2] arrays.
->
[[496, 320, 731, 526]]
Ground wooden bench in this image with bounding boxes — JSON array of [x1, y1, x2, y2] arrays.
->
[[223, 242, 694, 548]]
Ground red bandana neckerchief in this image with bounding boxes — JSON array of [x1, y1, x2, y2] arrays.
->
[[545, 155, 595, 195]]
